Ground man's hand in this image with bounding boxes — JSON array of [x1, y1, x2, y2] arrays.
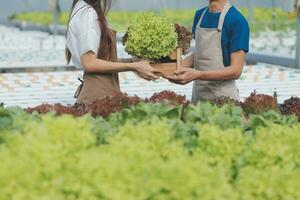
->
[[165, 68, 201, 85]]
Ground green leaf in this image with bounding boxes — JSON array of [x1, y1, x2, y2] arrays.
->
[[0, 107, 13, 130]]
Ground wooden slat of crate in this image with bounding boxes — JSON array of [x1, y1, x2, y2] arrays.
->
[[150, 48, 182, 77], [151, 63, 177, 76]]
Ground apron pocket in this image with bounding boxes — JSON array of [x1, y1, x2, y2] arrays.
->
[[218, 80, 240, 100], [194, 59, 219, 89], [193, 80, 218, 101], [193, 59, 224, 101]]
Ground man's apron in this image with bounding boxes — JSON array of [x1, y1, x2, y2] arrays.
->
[[192, 1, 239, 103], [74, 30, 120, 104]]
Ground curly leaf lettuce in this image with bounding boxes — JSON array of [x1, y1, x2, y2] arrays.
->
[[124, 12, 178, 59]]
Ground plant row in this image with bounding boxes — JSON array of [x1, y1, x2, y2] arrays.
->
[[0, 97, 299, 199], [25, 91, 300, 122]]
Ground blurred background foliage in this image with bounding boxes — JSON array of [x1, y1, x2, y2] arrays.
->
[[9, 7, 297, 33]]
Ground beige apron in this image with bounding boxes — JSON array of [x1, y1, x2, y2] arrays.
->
[[74, 30, 120, 104], [192, 1, 239, 103]]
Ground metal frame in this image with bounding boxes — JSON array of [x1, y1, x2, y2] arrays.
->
[[248, 0, 254, 23], [296, 4, 300, 68], [246, 53, 296, 67]]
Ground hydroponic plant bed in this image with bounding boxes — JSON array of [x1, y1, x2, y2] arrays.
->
[[0, 90, 300, 200], [25, 91, 300, 122], [1, 90, 300, 200]]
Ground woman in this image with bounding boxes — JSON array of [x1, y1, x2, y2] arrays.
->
[[166, 0, 250, 103], [66, 0, 159, 104]]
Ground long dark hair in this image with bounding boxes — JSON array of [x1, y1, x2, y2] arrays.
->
[[66, 0, 116, 63]]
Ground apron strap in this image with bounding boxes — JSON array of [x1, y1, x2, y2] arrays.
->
[[74, 78, 84, 99], [217, 1, 232, 32], [196, 8, 209, 28], [197, 1, 232, 31]]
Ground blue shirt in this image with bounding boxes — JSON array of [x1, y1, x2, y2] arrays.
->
[[192, 6, 250, 67]]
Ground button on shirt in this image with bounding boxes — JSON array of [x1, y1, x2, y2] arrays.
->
[[66, 0, 101, 68], [192, 6, 250, 67]]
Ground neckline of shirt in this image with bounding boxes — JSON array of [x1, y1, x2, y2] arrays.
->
[[206, 11, 221, 15], [204, 6, 234, 15]]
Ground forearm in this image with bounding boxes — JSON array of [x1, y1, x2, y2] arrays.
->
[[182, 53, 194, 68], [80, 52, 159, 80], [196, 51, 245, 81], [117, 58, 134, 63], [83, 58, 135, 73], [196, 65, 242, 81]]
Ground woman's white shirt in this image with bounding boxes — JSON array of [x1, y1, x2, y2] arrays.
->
[[66, 0, 101, 68]]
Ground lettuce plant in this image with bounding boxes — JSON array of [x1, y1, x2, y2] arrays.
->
[[0, 112, 299, 200], [124, 12, 178, 59]]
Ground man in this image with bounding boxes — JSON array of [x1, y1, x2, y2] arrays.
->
[[167, 0, 250, 103]]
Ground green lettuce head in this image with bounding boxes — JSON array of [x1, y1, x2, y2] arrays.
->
[[124, 12, 178, 60]]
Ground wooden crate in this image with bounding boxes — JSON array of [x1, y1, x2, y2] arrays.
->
[[151, 48, 182, 77], [118, 48, 183, 77]]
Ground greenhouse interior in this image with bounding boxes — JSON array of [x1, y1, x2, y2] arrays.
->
[[0, 0, 300, 199]]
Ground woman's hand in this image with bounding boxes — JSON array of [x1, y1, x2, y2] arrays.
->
[[131, 60, 160, 81], [165, 68, 201, 85]]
